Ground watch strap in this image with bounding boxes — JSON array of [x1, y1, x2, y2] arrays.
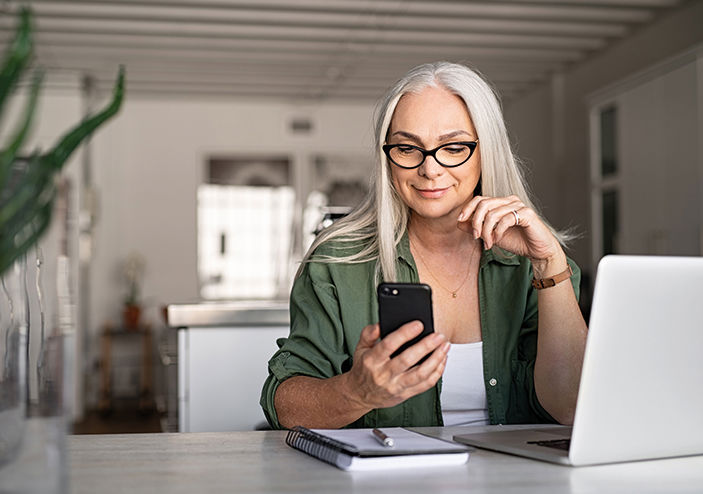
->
[[531, 264, 573, 290]]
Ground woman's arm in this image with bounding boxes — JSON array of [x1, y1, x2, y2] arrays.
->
[[274, 322, 449, 429], [530, 252, 588, 424], [459, 195, 588, 424]]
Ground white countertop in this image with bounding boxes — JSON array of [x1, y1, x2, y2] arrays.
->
[[166, 300, 289, 327]]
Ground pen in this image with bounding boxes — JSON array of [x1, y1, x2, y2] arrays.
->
[[372, 428, 395, 448]]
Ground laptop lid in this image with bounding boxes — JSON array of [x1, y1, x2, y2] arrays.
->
[[568, 255, 703, 465], [455, 255, 703, 466]]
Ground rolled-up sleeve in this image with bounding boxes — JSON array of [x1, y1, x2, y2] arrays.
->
[[260, 261, 351, 429]]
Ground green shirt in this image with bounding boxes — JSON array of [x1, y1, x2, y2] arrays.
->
[[260, 233, 580, 429]]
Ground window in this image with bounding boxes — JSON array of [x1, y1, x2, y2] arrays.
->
[[601, 189, 618, 256], [590, 103, 620, 271], [198, 157, 293, 299], [600, 106, 618, 178], [197, 153, 372, 300]]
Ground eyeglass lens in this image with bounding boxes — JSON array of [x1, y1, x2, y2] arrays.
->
[[388, 143, 474, 168]]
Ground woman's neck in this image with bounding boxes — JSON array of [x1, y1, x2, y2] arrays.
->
[[408, 211, 477, 254]]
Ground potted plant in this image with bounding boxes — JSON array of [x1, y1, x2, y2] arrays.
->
[[0, 7, 125, 485], [122, 252, 145, 329], [1, 7, 125, 274]]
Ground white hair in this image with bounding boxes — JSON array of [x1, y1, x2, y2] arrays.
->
[[298, 61, 570, 281]]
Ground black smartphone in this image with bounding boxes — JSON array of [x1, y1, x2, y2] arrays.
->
[[377, 282, 435, 361]]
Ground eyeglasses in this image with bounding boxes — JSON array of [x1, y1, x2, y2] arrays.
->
[[382, 140, 479, 169]]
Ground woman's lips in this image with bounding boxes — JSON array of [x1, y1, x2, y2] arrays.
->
[[414, 186, 450, 199]]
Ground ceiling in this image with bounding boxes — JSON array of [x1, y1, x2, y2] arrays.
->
[[0, 0, 688, 102]]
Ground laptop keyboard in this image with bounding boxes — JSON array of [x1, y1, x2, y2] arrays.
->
[[527, 439, 571, 451]]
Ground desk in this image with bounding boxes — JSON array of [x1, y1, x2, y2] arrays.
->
[[69, 425, 703, 493]]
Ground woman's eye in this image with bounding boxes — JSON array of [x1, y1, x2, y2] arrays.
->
[[396, 146, 415, 155], [444, 146, 467, 154]]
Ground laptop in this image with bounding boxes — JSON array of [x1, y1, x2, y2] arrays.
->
[[454, 255, 703, 466]]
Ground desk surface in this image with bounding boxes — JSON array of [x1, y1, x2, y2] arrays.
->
[[69, 425, 703, 494]]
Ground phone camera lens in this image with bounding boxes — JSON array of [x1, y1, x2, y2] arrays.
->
[[392, 289, 398, 295]]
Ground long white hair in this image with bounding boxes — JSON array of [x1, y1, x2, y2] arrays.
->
[[299, 61, 568, 281]]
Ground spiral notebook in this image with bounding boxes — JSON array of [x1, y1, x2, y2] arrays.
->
[[285, 426, 471, 471]]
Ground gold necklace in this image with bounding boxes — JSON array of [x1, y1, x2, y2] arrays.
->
[[410, 236, 477, 298]]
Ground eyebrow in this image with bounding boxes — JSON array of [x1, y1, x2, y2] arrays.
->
[[389, 130, 474, 143]]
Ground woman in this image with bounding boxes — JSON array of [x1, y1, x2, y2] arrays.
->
[[260, 62, 588, 429]]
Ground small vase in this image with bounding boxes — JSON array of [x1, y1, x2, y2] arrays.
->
[[123, 304, 142, 330]]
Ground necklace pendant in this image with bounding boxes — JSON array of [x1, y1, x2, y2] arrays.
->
[[452, 292, 457, 298]]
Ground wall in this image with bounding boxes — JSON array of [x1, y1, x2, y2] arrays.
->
[[617, 60, 699, 257], [86, 95, 376, 404], [90, 96, 375, 321], [504, 0, 703, 282], [5, 82, 376, 407]]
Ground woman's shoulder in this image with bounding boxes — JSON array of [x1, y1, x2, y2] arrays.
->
[[308, 235, 375, 263], [292, 240, 377, 305]]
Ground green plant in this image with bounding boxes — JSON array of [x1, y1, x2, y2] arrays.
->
[[123, 252, 145, 306], [0, 7, 125, 276]]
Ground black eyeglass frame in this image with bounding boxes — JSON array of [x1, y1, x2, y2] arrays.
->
[[382, 140, 479, 169]]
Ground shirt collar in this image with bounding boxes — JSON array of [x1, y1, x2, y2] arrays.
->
[[398, 229, 520, 268], [397, 230, 415, 268], [480, 246, 520, 267]]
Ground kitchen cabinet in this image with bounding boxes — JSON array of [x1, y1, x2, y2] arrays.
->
[[167, 301, 288, 432]]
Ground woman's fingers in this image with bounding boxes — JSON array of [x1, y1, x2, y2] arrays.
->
[[403, 359, 448, 400], [389, 331, 447, 372], [458, 195, 483, 221], [376, 320, 424, 359], [394, 342, 450, 400], [459, 195, 519, 238], [480, 201, 524, 249], [357, 324, 381, 350], [492, 206, 529, 247], [349, 321, 449, 409], [382, 337, 449, 404], [474, 197, 521, 236]]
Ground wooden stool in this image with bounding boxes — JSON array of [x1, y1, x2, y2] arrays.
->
[[98, 324, 154, 414]]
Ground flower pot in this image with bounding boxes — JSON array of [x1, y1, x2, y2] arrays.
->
[[123, 304, 142, 330]]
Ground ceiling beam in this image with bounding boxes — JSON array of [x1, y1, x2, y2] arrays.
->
[[21, 2, 631, 37], [13, 0, 657, 23]]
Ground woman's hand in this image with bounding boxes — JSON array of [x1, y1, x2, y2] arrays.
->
[[457, 195, 564, 274], [342, 322, 449, 411]]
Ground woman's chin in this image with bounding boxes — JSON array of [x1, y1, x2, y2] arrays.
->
[[409, 203, 462, 221]]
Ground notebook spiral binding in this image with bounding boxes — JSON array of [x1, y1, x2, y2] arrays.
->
[[286, 426, 356, 467]]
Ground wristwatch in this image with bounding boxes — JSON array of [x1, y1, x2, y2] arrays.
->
[[531, 265, 573, 290]]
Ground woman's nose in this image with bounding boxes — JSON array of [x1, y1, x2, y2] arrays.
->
[[418, 155, 444, 179]]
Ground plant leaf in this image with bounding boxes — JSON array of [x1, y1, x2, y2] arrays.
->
[[0, 7, 33, 126], [44, 65, 125, 170], [0, 70, 43, 189], [0, 192, 54, 276]]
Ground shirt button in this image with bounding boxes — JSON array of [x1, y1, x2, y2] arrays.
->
[[489, 378, 498, 386]]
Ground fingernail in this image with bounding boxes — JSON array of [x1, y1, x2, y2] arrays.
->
[[473, 229, 479, 239], [458, 212, 466, 221], [443, 342, 451, 352]]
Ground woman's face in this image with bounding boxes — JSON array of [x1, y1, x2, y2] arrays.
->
[[387, 85, 481, 222]]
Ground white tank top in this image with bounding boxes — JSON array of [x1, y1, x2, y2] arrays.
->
[[440, 341, 490, 426]]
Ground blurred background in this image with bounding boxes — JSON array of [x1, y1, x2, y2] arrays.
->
[[1, 0, 701, 434]]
